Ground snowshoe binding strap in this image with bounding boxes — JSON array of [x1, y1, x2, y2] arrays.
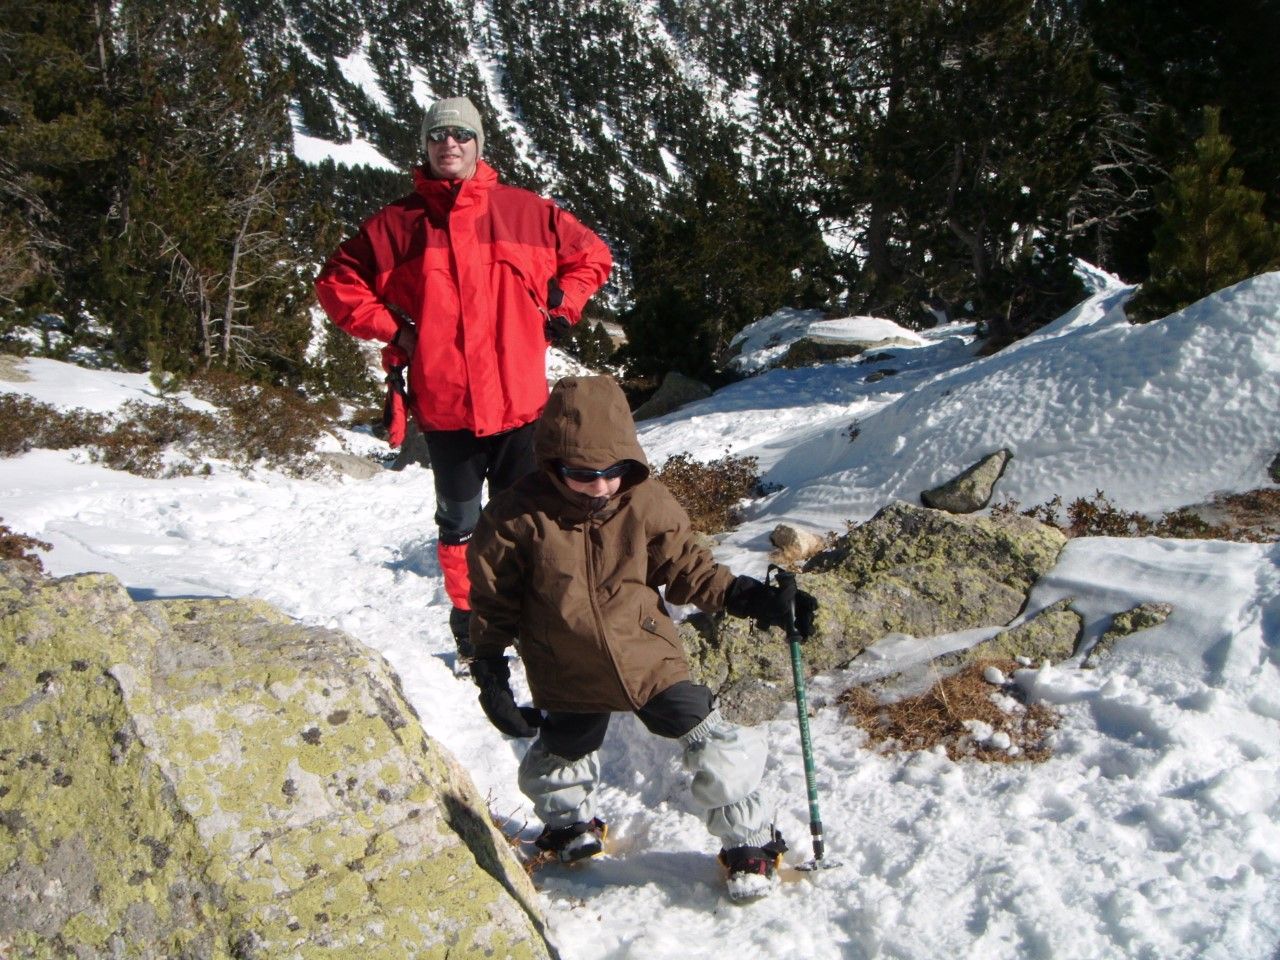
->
[[718, 831, 789, 877], [535, 818, 607, 863]]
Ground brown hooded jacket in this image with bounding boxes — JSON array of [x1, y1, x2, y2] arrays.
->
[[467, 375, 737, 712]]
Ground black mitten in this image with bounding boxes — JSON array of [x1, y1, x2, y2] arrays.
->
[[470, 657, 542, 738], [794, 589, 818, 640], [726, 575, 819, 640], [724, 575, 793, 631]]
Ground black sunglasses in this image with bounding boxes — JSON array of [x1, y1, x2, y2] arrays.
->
[[426, 126, 477, 144], [557, 461, 630, 483]]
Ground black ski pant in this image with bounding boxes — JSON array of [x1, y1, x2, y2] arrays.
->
[[423, 422, 537, 546]]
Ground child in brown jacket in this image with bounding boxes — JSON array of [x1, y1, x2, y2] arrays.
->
[[467, 374, 816, 898]]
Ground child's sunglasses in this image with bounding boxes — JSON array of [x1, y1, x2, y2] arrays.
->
[[557, 461, 630, 483], [426, 126, 477, 144]]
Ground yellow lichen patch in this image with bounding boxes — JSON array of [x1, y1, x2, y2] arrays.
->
[[0, 576, 225, 955], [2, 569, 553, 958]]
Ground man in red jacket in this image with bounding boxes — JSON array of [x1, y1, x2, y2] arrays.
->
[[315, 96, 613, 666]]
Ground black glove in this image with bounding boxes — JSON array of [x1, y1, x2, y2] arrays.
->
[[544, 314, 572, 343], [725, 574, 819, 639], [794, 588, 818, 639], [725, 575, 794, 631], [470, 656, 543, 738]]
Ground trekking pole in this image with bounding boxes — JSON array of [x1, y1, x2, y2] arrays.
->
[[767, 564, 840, 871]]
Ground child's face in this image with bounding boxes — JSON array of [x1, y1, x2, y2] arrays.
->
[[562, 472, 624, 499], [558, 461, 627, 499]]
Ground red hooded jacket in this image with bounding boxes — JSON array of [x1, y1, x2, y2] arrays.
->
[[315, 160, 612, 437]]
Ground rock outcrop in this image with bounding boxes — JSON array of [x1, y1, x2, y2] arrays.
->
[[681, 501, 1067, 724], [1083, 602, 1174, 668], [920, 449, 1013, 514], [631, 372, 713, 421], [966, 598, 1083, 665], [0, 563, 552, 960]]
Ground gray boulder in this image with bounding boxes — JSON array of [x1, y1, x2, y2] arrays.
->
[[0, 563, 552, 960], [776, 334, 916, 370], [632, 372, 713, 421], [316, 451, 382, 480], [390, 421, 432, 471], [681, 501, 1067, 724], [921, 449, 1013, 513]]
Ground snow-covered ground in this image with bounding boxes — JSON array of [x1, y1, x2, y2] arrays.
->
[[2, 271, 1278, 959]]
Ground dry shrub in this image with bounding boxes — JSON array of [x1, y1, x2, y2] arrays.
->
[[189, 371, 332, 473], [92, 400, 221, 477], [0, 519, 51, 573], [0, 394, 109, 456], [838, 660, 1058, 763], [2, 376, 334, 478], [1200, 489, 1280, 541], [490, 804, 557, 876], [995, 489, 1277, 543], [654, 451, 761, 533]]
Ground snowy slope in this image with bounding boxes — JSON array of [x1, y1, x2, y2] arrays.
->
[[2, 273, 1278, 959]]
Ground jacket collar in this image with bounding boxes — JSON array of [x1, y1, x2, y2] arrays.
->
[[545, 471, 630, 524], [413, 160, 498, 219]]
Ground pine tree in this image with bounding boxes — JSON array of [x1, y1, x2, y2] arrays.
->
[[759, 0, 1099, 340], [620, 163, 834, 381], [1128, 108, 1280, 323], [0, 0, 114, 315], [99, 0, 307, 375], [1081, 0, 1280, 278]]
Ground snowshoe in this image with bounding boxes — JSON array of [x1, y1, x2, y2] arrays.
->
[[449, 607, 474, 676], [719, 831, 787, 902], [534, 818, 608, 864]]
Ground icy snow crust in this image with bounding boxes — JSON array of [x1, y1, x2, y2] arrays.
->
[[2, 272, 1279, 958]]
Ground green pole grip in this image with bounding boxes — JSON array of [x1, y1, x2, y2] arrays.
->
[[789, 636, 825, 861]]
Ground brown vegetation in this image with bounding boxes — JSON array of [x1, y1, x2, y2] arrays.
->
[[839, 660, 1059, 763], [1, 373, 339, 478], [995, 489, 1278, 543], [654, 451, 762, 533], [0, 520, 51, 573]]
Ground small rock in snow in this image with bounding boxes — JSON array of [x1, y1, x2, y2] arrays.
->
[[989, 692, 1024, 714], [963, 719, 995, 743]]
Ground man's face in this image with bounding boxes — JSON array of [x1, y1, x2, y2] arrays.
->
[[425, 127, 479, 180]]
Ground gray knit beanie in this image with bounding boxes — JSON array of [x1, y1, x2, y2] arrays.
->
[[421, 96, 484, 155]]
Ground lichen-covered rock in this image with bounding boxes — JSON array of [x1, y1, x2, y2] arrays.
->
[[681, 501, 1067, 724], [777, 336, 915, 369], [965, 598, 1084, 665], [0, 563, 552, 960], [920, 449, 1013, 514], [1084, 602, 1175, 668]]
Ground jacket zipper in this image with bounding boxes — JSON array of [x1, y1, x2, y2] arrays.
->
[[583, 520, 639, 709]]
